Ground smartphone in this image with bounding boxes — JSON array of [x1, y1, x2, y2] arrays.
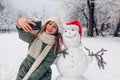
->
[[30, 21, 42, 30]]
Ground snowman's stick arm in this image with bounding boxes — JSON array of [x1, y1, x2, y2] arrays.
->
[[84, 47, 107, 69], [59, 48, 69, 58], [95, 49, 107, 69], [96, 48, 107, 55], [84, 47, 91, 56], [95, 55, 101, 69]]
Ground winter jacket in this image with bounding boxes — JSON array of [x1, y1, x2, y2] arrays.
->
[[16, 27, 57, 80]]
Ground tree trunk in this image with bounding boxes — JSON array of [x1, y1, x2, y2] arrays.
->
[[83, 12, 89, 28], [87, 0, 92, 36], [87, 0, 96, 37], [114, 19, 120, 37]]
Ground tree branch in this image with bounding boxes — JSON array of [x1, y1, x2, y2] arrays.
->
[[84, 47, 107, 69], [59, 48, 69, 58]]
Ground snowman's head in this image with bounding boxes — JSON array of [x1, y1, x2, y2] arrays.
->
[[62, 23, 82, 47]]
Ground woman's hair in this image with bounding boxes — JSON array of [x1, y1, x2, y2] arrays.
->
[[35, 21, 62, 56]]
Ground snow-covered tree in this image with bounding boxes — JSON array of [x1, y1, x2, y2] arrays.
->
[[0, 0, 51, 33], [54, 0, 87, 24], [55, 0, 120, 36], [94, 0, 120, 35], [0, 0, 17, 33], [23, 5, 49, 22]]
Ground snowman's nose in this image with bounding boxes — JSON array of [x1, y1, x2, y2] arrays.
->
[[69, 32, 71, 34]]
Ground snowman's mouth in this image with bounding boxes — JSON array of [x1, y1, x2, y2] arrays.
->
[[65, 34, 77, 39]]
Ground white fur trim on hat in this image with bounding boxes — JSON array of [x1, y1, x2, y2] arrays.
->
[[63, 25, 79, 30], [43, 17, 63, 33]]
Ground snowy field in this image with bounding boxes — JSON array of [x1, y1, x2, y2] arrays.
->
[[0, 32, 120, 80]]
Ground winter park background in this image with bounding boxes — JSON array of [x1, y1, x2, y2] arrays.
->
[[0, 0, 120, 80]]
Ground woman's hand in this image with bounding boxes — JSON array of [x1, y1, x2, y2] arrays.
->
[[17, 18, 36, 32]]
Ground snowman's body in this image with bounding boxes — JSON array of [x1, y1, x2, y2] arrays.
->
[[57, 24, 91, 80], [57, 47, 89, 77]]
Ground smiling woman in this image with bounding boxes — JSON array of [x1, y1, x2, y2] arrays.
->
[[46, 21, 58, 35], [15, 17, 63, 80]]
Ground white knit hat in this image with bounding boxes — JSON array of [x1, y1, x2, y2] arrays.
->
[[43, 17, 63, 33]]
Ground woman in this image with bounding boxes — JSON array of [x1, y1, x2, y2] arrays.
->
[[16, 17, 63, 80]]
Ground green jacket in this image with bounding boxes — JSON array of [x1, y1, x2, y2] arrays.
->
[[16, 27, 57, 80]]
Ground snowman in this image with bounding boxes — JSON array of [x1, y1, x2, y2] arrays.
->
[[56, 21, 92, 80]]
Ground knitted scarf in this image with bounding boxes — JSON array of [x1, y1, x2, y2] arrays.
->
[[23, 32, 55, 80]]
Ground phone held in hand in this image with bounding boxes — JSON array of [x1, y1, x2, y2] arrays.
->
[[30, 21, 42, 30]]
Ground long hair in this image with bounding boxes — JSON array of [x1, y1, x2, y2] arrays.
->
[[34, 21, 62, 56]]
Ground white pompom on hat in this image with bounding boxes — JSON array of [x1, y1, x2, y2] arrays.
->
[[43, 17, 63, 33]]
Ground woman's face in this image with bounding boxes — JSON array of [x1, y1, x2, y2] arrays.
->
[[46, 21, 58, 35]]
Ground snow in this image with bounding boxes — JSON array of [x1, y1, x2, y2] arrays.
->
[[0, 33, 120, 80]]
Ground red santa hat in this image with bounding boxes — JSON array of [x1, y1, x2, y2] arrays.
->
[[66, 20, 82, 37]]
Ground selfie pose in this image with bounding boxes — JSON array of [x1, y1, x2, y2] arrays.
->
[[16, 17, 63, 80]]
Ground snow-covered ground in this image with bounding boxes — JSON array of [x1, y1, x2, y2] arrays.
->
[[0, 32, 120, 80]]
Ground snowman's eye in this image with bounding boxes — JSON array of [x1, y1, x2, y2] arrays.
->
[[65, 30, 67, 32], [72, 29, 74, 31]]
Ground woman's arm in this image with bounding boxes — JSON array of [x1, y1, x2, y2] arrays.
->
[[17, 18, 36, 32], [16, 18, 37, 43]]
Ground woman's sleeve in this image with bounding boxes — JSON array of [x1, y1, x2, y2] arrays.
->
[[16, 25, 35, 43], [28, 47, 57, 80]]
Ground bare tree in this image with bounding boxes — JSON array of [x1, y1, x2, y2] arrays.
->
[[114, 19, 120, 37], [87, 0, 106, 37], [87, 0, 95, 36]]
